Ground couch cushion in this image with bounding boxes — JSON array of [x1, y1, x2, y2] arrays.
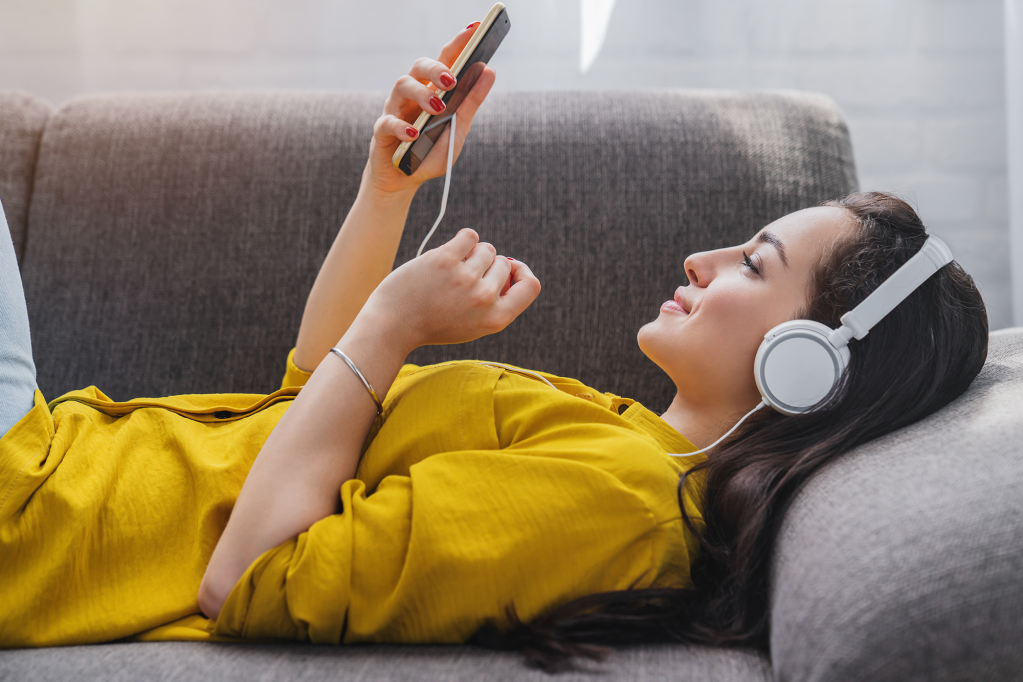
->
[[0, 641, 771, 682], [0, 90, 51, 267], [21, 90, 856, 404], [770, 327, 1023, 681]]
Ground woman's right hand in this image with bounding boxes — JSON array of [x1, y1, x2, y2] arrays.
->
[[363, 23, 497, 197], [359, 229, 541, 353]]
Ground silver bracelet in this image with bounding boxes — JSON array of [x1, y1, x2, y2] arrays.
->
[[330, 347, 383, 415]]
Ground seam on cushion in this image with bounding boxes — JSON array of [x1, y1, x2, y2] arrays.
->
[[0, 437, 49, 516]]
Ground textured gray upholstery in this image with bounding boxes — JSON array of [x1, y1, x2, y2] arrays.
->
[[0, 91, 51, 266], [21, 90, 857, 408], [771, 327, 1023, 682], [0, 641, 772, 682]]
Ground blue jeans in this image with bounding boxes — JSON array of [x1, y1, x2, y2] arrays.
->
[[0, 198, 38, 436]]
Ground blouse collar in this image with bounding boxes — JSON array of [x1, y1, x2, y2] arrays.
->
[[619, 401, 701, 463]]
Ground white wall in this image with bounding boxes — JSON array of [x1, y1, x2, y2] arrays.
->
[[0, 0, 1012, 328], [1007, 0, 1023, 325]]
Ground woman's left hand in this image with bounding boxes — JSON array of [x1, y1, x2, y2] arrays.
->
[[358, 228, 541, 354], [363, 23, 497, 197]]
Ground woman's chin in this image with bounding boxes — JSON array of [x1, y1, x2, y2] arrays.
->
[[637, 323, 673, 365]]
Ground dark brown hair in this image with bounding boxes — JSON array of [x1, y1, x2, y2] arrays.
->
[[471, 192, 989, 671]]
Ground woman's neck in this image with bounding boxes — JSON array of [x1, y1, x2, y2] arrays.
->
[[659, 391, 757, 451]]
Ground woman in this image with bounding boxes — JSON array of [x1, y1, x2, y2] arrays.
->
[[0, 24, 987, 671]]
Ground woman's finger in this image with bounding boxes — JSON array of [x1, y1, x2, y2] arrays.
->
[[426, 65, 495, 160], [413, 66, 496, 174], [384, 73, 448, 120], [372, 113, 420, 147], [481, 253, 512, 296], [381, 23, 478, 119], [408, 57, 458, 93], [441, 228, 480, 261], [496, 259, 542, 317], [445, 64, 495, 128], [437, 22, 480, 68], [462, 240, 497, 279]]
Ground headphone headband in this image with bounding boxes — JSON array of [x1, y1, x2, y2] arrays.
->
[[827, 236, 953, 349]]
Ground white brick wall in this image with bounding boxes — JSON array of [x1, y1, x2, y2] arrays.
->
[[0, 0, 1012, 328]]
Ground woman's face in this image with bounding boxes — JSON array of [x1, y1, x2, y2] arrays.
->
[[638, 206, 858, 411]]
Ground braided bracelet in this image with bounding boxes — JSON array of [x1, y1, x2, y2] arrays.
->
[[330, 347, 383, 415]]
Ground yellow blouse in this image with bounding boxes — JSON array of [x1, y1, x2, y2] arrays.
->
[[0, 351, 702, 648]]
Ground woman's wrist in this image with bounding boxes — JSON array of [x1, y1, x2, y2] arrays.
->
[[360, 159, 420, 205], [343, 304, 418, 370]]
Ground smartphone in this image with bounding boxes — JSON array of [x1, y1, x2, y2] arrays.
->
[[391, 3, 511, 176]]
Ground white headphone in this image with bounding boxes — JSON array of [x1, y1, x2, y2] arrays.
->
[[753, 235, 953, 416]]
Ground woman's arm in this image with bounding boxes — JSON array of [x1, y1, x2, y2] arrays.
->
[[199, 228, 541, 620], [199, 305, 410, 619], [291, 184, 416, 372], [292, 24, 496, 373]]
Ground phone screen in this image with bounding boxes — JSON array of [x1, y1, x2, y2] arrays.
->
[[399, 9, 511, 175]]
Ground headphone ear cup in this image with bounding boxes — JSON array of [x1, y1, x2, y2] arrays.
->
[[754, 320, 851, 416]]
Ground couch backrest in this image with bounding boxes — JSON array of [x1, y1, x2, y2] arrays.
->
[[770, 327, 1023, 681], [19, 90, 857, 405], [0, 91, 51, 267]]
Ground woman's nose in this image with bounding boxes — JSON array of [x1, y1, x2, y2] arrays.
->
[[684, 250, 712, 287]]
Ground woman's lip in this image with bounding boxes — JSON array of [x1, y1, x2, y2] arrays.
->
[[662, 300, 688, 314], [675, 288, 691, 314]]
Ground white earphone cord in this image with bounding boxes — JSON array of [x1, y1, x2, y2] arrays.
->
[[668, 400, 767, 459], [416, 111, 457, 259]]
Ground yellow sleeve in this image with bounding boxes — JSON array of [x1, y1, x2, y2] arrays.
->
[[282, 349, 422, 391], [281, 348, 314, 390], [212, 449, 673, 645]]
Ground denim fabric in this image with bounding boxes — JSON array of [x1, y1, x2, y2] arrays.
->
[[0, 197, 37, 436]]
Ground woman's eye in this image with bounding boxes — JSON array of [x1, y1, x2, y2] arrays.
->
[[742, 251, 761, 276]]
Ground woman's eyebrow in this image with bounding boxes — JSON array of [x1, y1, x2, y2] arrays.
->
[[757, 231, 788, 268]]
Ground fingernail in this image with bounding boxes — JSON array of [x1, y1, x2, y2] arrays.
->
[[440, 73, 455, 88], [406, 126, 418, 138], [467, 22, 478, 29], [429, 96, 445, 112], [507, 257, 516, 261]]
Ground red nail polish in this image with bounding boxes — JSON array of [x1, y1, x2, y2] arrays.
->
[[429, 96, 445, 112], [467, 22, 477, 29], [440, 73, 455, 88], [406, 126, 418, 138], [507, 257, 516, 261]]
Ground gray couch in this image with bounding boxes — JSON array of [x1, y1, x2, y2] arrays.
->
[[1, 89, 1020, 682]]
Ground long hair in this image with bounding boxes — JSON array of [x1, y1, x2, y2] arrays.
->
[[471, 192, 990, 672]]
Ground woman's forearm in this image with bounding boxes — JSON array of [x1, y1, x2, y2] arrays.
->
[[199, 309, 413, 620], [292, 168, 417, 373], [293, 29, 497, 374]]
